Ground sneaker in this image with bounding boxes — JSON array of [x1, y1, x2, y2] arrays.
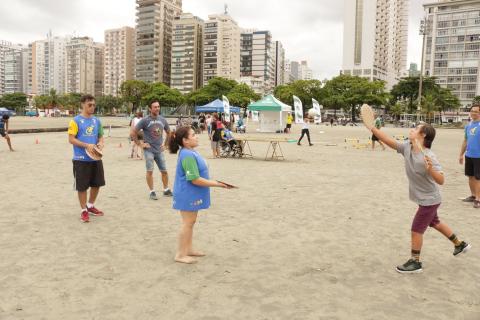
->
[[149, 191, 158, 200], [163, 189, 173, 197], [396, 259, 423, 274], [81, 211, 89, 223], [297, 142, 301, 146], [453, 241, 471, 256], [87, 206, 104, 216], [474, 200, 480, 208], [309, 143, 314, 146], [462, 195, 475, 202]]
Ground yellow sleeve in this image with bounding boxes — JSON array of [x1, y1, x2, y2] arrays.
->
[[68, 120, 78, 136]]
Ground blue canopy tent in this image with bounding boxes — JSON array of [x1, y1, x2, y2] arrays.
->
[[195, 99, 241, 113]]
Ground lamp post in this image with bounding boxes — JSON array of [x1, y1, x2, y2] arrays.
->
[[418, 17, 428, 122]]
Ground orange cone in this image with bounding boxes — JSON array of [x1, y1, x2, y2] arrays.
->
[[35, 138, 39, 144]]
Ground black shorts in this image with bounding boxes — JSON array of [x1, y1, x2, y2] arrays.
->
[[465, 156, 480, 180], [371, 133, 379, 141], [0, 129, 5, 137], [73, 160, 105, 191], [286, 124, 292, 129]]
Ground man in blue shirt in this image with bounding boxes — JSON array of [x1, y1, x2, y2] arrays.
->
[[68, 94, 105, 222], [459, 104, 480, 208], [0, 114, 14, 151]]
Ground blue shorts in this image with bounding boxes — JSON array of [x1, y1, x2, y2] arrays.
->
[[144, 149, 167, 172]]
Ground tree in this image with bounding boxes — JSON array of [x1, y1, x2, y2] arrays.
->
[[390, 76, 438, 114], [226, 83, 260, 110], [185, 77, 238, 106], [0, 92, 28, 114], [142, 82, 185, 110], [274, 80, 325, 113], [321, 75, 388, 121], [390, 100, 407, 123], [120, 80, 150, 113], [421, 93, 437, 123], [96, 95, 124, 114], [59, 93, 82, 114], [472, 95, 480, 105]]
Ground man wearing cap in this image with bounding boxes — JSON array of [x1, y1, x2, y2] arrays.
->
[[0, 114, 14, 151], [68, 94, 105, 223]]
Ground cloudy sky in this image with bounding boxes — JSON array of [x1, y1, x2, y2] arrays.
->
[[0, 0, 429, 79]]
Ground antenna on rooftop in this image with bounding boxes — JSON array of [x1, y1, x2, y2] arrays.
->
[[224, 3, 228, 14]]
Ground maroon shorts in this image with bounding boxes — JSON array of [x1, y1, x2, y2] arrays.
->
[[411, 204, 440, 234]]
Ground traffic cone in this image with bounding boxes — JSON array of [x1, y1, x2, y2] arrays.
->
[[35, 138, 39, 144]]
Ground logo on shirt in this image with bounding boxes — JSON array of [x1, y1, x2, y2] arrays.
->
[[470, 127, 477, 136], [85, 125, 95, 136]]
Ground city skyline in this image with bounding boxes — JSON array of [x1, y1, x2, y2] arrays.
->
[[0, 0, 428, 81]]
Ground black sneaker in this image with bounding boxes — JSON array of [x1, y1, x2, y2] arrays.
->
[[396, 259, 423, 274], [149, 191, 158, 200], [453, 241, 471, 256], [163, 189, 173, 197], [461, 195, 475, 202]]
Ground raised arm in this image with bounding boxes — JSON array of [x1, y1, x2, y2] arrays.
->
[[370, 127, 398, 150]]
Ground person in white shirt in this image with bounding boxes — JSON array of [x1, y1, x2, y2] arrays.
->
[[297, 116, 313, 146], [130, 111, 144, 159]]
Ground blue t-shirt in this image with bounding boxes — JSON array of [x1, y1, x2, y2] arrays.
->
[[68, 115, 103, 162], [465, 121, 480, 158], [173, 148, 210, 211], [0, 118, 4, 130]]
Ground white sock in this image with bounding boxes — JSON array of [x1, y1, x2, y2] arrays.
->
[[164, 188, 170, 192], [150, 190, 155, 194], [82, 208, 88, 212], [87, 203, 94, 208]]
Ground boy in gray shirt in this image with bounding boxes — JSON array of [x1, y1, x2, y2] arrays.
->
[[365, 122, 471, 274]]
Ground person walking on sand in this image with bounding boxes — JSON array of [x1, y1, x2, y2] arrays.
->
[[286, 112, 293, 133], [459, 104, 480, 208], [364, 121, 471, 273], [68, 94, 105, 223], [0, 114, 14, 151], [169, 126, 232, 264], [297, 116, 313, 146], [371, 116, 386, 151], [130, 111, 144, 159], [131, 100, 173, 200]]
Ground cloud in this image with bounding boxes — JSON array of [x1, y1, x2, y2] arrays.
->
[[0, 0, 428, 79]]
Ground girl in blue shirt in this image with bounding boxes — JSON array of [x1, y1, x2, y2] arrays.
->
[[169, 126, 232, 264]]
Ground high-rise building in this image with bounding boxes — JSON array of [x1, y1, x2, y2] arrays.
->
[[135, 0, 182, 84], [284, 59, 300, 83], [31, 34, 69, 95], [203, 13, 241, 85], [300, 60, 313, 80], [423, 0, 480, 107], [239, 30, 275, 93], [274, 41, 285, 87], [0, 41, 26, 95], [3, 44, 24, 94], [170, 13, 204, 94], [21, 45, 32, 95], [342, 0, 408, 88], [408, 62, 420, 77], [65, 37, 104, 96], [104, 27, 135, 96]]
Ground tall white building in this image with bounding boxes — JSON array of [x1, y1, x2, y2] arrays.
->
[[284, 59, 300, 83], [423, 0, 480, 107], [171, 13, 204, 94], [31, 34, 69, 95], [65, 37, 104, 96], [300, 60, 313, 80], [104, 26, 135, 96], [0, 41, 26, 95], [203, 13, 241, 85], [135, 0, 182, 84], [342, 0, 408, 88]]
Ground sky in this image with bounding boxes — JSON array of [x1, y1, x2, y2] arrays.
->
[[0, 0, 429, 80]]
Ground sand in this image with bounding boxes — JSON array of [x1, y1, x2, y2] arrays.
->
[[0, 118, 479, 320]]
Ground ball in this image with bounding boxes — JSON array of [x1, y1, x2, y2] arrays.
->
[[308, 108, 316, 118]]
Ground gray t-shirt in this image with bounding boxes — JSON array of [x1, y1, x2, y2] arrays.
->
[[397, 141, 442, 206], [135, 115, 170, 153]]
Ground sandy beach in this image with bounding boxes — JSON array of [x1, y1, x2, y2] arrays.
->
[[0, 117, 479, 319]]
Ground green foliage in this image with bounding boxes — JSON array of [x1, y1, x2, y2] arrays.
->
[[390, 76, 438, 113], [142, 82, 185, 109], [96, 95, 124, 114], [120, 80, 151, 113], [274, 80, 325, 112], [226, 83, 260, 108], [321, 75, 388, 121], [0, 92, 28, 113], [472, 95, 480, 105], [59, 93, 82, 113]]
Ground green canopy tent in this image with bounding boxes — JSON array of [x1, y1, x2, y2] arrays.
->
[[248, 95, 292, 133]]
